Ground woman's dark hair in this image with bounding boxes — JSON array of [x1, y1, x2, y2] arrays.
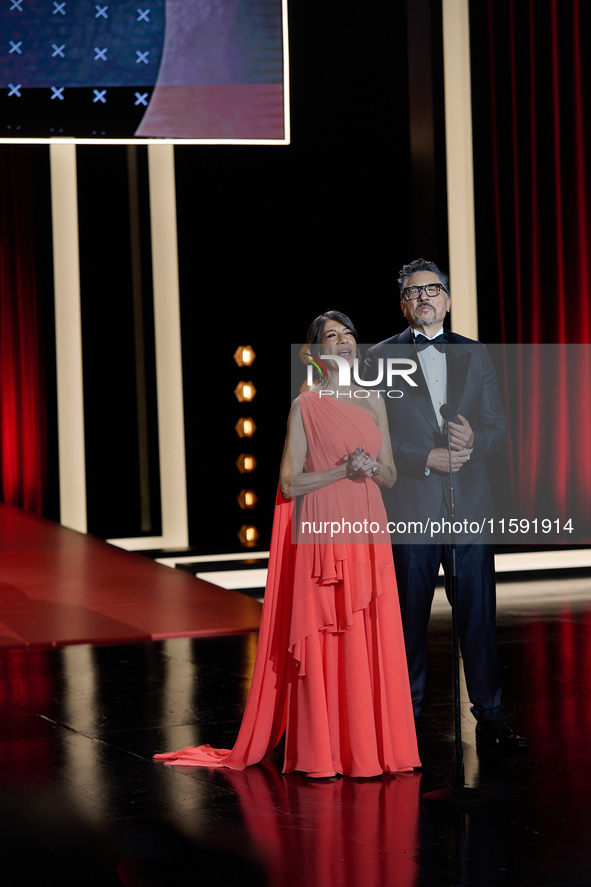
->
[[306, 310, 359, 346], [304, 311, 360, 383]]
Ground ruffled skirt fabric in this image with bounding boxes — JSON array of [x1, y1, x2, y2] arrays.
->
[[154, 393, 420, 776]]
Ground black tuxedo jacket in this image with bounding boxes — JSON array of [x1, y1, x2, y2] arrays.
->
[[362, 328, 508, 540]]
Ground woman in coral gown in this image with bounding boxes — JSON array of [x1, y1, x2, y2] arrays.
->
[[154, 311, 420, 777]]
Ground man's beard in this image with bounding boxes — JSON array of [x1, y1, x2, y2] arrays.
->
[[413, 306, 437, 327]]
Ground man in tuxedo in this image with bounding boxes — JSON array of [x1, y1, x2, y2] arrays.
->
[[363, 258, 526, 751]]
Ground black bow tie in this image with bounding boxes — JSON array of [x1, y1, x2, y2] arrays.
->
[[414, 332, 448, 351]]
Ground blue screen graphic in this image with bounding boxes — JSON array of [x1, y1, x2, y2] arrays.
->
[[0, 1, 286, 141]]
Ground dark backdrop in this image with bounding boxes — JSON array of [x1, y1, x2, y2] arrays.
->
[[19, 2, 591, 553]]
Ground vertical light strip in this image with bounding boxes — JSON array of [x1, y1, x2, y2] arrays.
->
[[106, 144, 188, 551], [50, 143, 87, 534], [148, 144, 188, 549], [442, 0, 479, 339]]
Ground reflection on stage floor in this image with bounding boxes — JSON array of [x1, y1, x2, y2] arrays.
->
[[1, 576, 591, 887]]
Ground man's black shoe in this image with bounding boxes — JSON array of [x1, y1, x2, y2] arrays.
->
[[475, 720, 528, 753]]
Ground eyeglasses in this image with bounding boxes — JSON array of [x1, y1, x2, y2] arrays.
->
[[402, 283, 447, 301]]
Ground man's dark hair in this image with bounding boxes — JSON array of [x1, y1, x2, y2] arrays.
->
[[398, 259, 450, 299]]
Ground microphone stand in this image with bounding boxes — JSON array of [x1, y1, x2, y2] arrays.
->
[[423, 407, 495, 808]]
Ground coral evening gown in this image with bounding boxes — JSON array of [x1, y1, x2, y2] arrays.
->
[[154, 392, 420, 776]]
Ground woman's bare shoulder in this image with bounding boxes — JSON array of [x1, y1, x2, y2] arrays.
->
[[352, 387, 386, 416]]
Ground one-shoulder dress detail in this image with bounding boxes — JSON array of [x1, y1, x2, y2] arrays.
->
[[154, 391, 420, 777]]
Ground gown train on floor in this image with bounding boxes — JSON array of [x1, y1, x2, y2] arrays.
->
[[154, 393, 420, 776]]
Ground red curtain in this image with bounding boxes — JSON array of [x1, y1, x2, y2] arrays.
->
[[0, 147, 47, 516], [472, 1, 591, 541], [475, 0, 591, 344]]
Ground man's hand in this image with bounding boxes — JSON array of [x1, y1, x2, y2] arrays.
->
[[448, 415, 474, 451], [426, 447, 472, 474]]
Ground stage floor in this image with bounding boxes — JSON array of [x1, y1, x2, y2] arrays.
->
[[0, 506, 261, 648], [1, 579, 591, 886]]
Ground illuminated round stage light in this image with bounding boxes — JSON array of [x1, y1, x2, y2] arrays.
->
[[234, 345, 256, 367], [237, 489, 258, 510], [235, 417, 257, 438], [234, 381, 257, 402], [238, 524, 259, 547], [236, 453, 257, 474]]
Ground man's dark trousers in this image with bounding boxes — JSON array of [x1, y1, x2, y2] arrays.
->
[[393, 542, 504, 723]]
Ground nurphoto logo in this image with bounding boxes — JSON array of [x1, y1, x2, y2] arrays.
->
[[305, 355, 418, 397]]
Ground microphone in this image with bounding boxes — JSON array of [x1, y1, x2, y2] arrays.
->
[[440, 403, 455, 421], [439, 403, 455, 511]]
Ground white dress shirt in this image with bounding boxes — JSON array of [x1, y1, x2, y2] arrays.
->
[[412, 329, 447, 432]]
